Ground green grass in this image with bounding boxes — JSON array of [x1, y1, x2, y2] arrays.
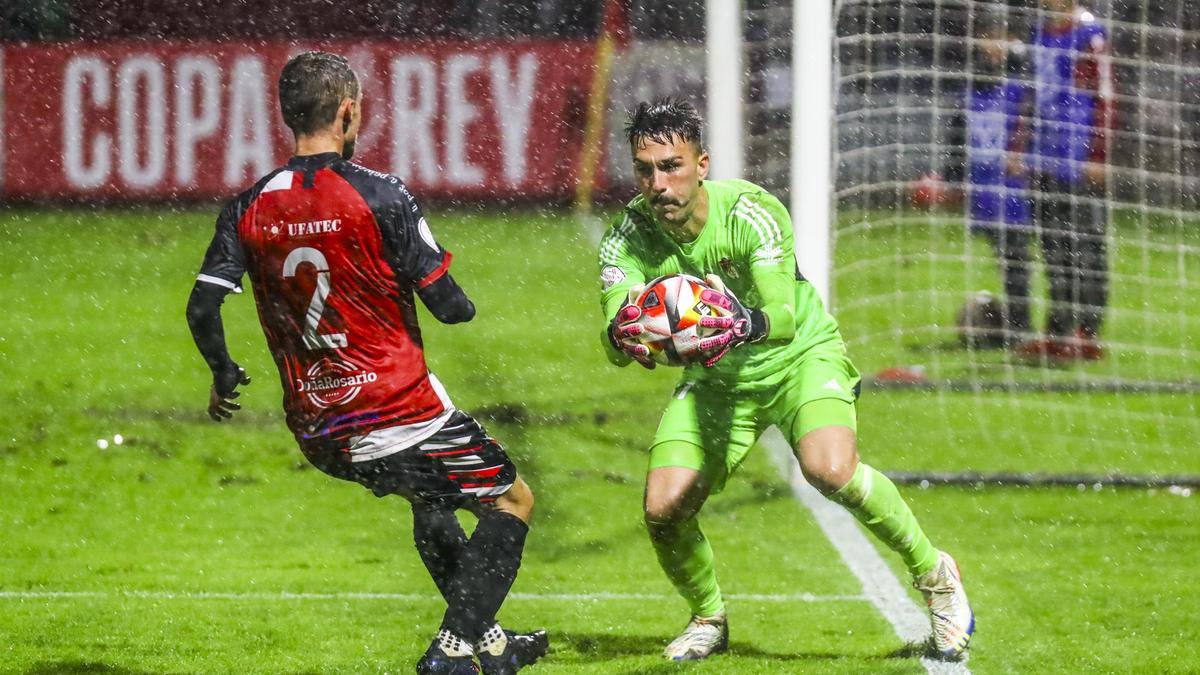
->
[[834, 208, 1200, 383], [834, 208, 1200, 469], [1, 207, 1198, 673]]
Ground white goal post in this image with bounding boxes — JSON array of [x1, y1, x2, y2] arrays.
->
[[706, 0, 834, 303], [790, 0, 835, 305], [705, 0, 746, 181]]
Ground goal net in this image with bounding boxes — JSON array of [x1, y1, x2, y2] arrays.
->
[[743, 0, 1200, 474]]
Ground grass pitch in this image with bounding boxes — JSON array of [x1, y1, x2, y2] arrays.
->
[[1, 207, 1197, 673]]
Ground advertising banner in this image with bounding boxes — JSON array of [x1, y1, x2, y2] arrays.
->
[[1, 41, 597, 200]]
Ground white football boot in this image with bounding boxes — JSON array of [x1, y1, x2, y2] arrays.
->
[[913, 550, 975, 660], [663, 611, 728, 661]]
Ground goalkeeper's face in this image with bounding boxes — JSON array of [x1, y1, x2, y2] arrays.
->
[[631, 135, 710, 227]]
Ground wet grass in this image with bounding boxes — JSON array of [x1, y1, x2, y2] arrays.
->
[[0, 206, 1197, 673]]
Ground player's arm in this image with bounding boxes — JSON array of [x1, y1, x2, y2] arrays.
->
[[598, 213, 651, 368], [185, 201, 251, 421], [375, 181, 475, 324], [1006, 54, 1034, 178], [1008, 44, 1033, 172], [697, 193, 795, 366], [417, 275, 474, 324], [1076, 25, 1116, 180], [743, 192, 797, 342]]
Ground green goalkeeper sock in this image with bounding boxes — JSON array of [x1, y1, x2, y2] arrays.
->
[[831, 462, 939, 577], [647, 516, 725, 618]]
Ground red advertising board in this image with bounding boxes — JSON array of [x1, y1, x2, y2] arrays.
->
[[1, 41, 599, 200]]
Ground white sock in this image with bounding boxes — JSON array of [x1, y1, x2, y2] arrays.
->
[[476, 623, 508, 656], [436, 629, 474, 657]]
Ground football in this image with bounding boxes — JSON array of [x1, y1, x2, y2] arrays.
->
[[955, 289, 1005, 348], [632, 274, 731, 366]]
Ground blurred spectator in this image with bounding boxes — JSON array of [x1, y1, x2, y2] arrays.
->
[[1015, 0, 1115, 361], [963, 8, 1035, 347]]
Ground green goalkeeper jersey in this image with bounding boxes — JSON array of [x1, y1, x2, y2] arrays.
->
[[599, 178, 846, 391]]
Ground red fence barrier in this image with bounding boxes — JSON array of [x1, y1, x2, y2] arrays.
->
[[1, 41, 599, 201]]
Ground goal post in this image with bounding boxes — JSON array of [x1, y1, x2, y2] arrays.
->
[[705, 0, 745, 180], [707, 0, 834, 301], [790, 0, 834, 305]]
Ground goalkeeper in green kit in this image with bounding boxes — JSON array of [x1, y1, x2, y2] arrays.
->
[[598, 99, 975, 661]]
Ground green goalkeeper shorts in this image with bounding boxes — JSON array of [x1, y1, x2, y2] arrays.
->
[[649, 347, 861, 493]]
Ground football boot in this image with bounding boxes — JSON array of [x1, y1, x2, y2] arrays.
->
[[913, 550, 975, 660], [475, 624, 549, 674], [416, 631, 479, 675], [663, 611, 728, 661]]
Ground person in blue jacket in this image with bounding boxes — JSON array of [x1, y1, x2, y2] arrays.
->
[[1017, 0, 1115, 361], [964, 11, 1035, 347]]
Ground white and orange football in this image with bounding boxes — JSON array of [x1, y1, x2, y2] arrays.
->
[[633, 274, 731, 366]]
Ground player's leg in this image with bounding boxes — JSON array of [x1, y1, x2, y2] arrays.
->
[[644, 458, 718, 611], [427, 446, 539, 673], [299, 427, 540, 674], [1038, 179, 1077, 338], [411, 492, 546, 675], [644, 459, 729, 661], [644, 382, 757, 661], [1074, 181, 1108, 351], [412, 501, 468, 600], [792, 414, 937, 576], [412, 478, 533, 597], [408, 434, 531, 598], [794, 410, 973, 659], [995, 227, 1034, 344], [1000, 172, 1036, 344], [776, 353, 973, 659], [432, 476, 536, 670], [348, 412, 539, 675]]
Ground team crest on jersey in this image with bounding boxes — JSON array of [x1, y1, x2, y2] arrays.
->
[[718, 257, 740, 279], [296, 357, 377, 409], [601, 265, 626, 289]]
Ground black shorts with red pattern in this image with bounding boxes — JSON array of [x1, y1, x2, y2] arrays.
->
[[302, 410, 517, 508]]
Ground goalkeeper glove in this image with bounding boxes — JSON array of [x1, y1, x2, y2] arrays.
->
[[696, 274, 768, 368], [607, 284, 656, 369], [208, 361, 251, 421]]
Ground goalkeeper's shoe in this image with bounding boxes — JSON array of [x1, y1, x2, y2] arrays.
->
[[663, 611, 728, 661], [417, 631, 480, 675], [913, 550, 975, 660], [475, 624, 549, 675]]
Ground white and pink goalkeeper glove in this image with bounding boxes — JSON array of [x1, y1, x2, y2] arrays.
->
[[695, 275, 767, 368], [607, 284, 656, 369]]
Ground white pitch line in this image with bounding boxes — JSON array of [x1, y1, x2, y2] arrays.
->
[[763, 429, 971, 675], [0, 590, 865, 603]]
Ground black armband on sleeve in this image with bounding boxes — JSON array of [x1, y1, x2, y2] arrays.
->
[[417, 273, 476, 324], [186, 282, 236, 374]]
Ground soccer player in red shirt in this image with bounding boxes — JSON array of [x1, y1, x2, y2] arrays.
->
[[185, 52, 544, 675]]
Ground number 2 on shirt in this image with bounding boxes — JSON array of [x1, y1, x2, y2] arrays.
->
[[282, 246, 349, 350]]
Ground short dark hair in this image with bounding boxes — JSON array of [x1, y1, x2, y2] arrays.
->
[[278, 51, 360, 136], [624, 98, 704, 152]]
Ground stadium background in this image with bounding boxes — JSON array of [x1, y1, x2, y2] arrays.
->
[[2, 1, 1198, 673]]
